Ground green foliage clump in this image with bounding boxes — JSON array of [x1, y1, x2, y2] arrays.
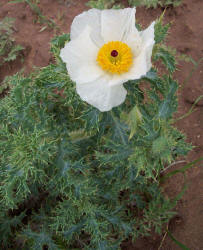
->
[[87, 0, 182, 9], [0, 17, 191, 249], [128, 0, 182, 8], [9, 0, 57, 29], [86, 0, 123, 9], [0, 17, 24, 66]]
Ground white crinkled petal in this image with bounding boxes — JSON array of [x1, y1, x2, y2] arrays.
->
[[126, 41, 154, 79], [101, 8, 136, 43], [124, 27, 142, 57], [76, 76, 127, 112], [127, 21, 155, 79], [60, 27, 104, 84], [140, 21, 155, 48], [108, 22, 155, 86], [70, 8, 104, 47]]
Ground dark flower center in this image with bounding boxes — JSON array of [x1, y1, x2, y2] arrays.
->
[[111, 50, 118, 57]]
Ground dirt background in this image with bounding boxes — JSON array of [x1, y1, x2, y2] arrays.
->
[[0, 0, 202, 249]]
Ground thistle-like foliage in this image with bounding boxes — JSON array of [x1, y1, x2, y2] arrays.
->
[[87, 0, 182, 9], [0, 16, 191, 249], [86, 0, 123, 9], [0, 17, 24, 66], [128, 0, 182, 8]]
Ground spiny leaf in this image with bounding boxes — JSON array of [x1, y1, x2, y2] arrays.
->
[[110, 111, 128, 144], [127, 105, 142, 140], [154, 12, 170, 44], [63, 221, 85, 241], [82, 107, 101, 131], [158, 77, 178, 119], [154, 47, 176, 73], [21, 228, 59, 250], [3, 44, 24, 62], [9, 0, 25, 3], [69, 129, 91, 143]]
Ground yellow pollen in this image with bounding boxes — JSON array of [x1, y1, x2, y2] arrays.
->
[[97, 41, 133, 74]]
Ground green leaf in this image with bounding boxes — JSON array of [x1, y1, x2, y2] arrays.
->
[[96, 142, 133, 165], [130, 194, 146, 209], [86, 0, 123, 9], [142, 119, 160, 141], [4, 44, 23, 62], [154, 47, 176, 73], [129, 0, 159, 8], [152, 136, 169, 155], [98, 241, 109, 250], [110, 111, 128, 145], [167, 231, 190, 250], [127, 105, 142, 140], [160, 157, 203, 182], [50, 34, 70, 60], [143, 68, 158, 83], [175, 95, 203, 122], [82, 107, 101, 131], [9, 0, 25, 3], [51, 33, 70, 50], [0, 212, 26, 245], [172, 182, 188, 205], [155, 12, 170, 44], [21, 228, 59, 250], [143, 69, 165, 94], [158, 78, 178, 119], [13, 86, 23, 103]]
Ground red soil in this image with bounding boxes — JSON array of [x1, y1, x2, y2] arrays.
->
[[0, 0, 202, 249]]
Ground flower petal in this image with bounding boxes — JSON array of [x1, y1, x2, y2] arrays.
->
[[76, 76, 127, 112], [101, 8, 136, 43], [124, 28, 142, 57], [140, 21, 155, 48], [108, 22, 155, 86], [127, 21, 155, 79], [60, 27, 104, 84], [70, 8, 104, 47], [127, 41, 154, 79]]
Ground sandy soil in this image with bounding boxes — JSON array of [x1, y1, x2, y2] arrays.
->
[[0, 0, 202, 249]]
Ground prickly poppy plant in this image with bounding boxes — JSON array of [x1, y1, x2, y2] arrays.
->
[[0, 7, 191, 250]]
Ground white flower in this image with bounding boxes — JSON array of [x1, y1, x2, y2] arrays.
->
[[60, 8, 155, 112]]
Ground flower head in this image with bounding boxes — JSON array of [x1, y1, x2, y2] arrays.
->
[[60, 8, 155, 111]]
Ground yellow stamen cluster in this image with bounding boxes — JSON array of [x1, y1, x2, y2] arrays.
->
[[97, 41, 133, 74]]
